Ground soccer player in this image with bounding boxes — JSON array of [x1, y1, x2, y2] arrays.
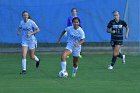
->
[[67, 8, 80, 26], [67, 8, 83, 58], [57, 17, 85, 77], [106, 11, 129, 70], [17, 11, 40, 74]]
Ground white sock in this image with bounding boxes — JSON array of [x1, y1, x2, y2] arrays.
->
[[61, 61, 66, 72], [34, 55, 39, 62], [22, 59, 26, 71], [72, 66, 78, 73]]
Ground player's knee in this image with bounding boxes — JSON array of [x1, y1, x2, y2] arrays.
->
[[30, 55, 35, 60], [113, 51, 119, 56], [73, 57, 78, 62]]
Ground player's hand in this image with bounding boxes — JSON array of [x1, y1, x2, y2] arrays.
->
[[26, 33, 32, 38], [112, 30, 116, 34], [74, 43, 80, 46], [125, 34, 128, 39]]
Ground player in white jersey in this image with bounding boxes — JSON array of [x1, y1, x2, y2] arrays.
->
[[17, 11, 40, 74], [57, 17, 85, 77]]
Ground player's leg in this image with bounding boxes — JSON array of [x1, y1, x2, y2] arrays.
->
[[72, 46, 81, 77], [108, 41, 115, 69], [20, 46, 28, 74], [118, 49, 123, 59], [117, 42, 126, 64], [72, 56, 79, 77], [60, 49, 72, 72], [29, 42, 40, 68], [117, 42, 123, 59], [110, 45, 121, 67]]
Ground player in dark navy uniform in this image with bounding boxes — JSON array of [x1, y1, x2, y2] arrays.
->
[[106, 11, 129, 69]]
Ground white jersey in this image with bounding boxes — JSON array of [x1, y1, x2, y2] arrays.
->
[[19, 19, 38, 41], [65, 26, 85, 46]]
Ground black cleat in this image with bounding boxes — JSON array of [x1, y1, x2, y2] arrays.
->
[[20, 70, 26, 74], [36, 58, 40, 68]]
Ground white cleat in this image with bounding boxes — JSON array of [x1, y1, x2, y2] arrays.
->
[[108, 65, 113, 70], [122, 55, 126, 64]]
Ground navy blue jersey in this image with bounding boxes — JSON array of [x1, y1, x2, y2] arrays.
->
[[107, 19, 128, 41]]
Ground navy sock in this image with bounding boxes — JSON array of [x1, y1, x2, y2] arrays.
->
[[111, 56, 117, 66], [118, 52, 123, 59]]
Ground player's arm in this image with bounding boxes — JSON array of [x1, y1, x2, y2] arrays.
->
[[125, 26, 129, 39], [123, 21, 129, 39], [26, 27, 40, 38], [106, 21, 115, 34], [67, 18, 71, 26], [106, 28, 111, 33], [106, 28, 115, 34], [57, 30, 66, 43], [17, 27, 22, 36], [26, 20, 40, 37], [74, 39, 85, 46], [29, 27, 40, 35]]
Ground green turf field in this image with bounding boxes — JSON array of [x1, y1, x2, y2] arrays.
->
[[0, 53, 140, 93]]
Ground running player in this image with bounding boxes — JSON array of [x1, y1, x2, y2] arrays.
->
[[67, 8, 83, 58], [57, 17, 85, 77], [17, 11, 40, 74], [106, 11, 129, 70]]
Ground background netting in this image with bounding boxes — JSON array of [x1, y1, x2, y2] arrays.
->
[[0, 0, 139, 54]]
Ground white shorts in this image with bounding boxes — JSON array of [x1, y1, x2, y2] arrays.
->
[[65, 43, 81, 57], [21, 40, 37, 50]]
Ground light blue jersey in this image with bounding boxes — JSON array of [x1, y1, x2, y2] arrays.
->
[[19, 19, 38, 49], [19, 19, 38, 41], [65, 26, 85, 46], [65, 26, 85, 56]]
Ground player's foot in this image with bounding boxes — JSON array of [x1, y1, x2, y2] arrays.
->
[[72, 73, 76, 77], [20, 70, 26, 74], [79, 55, 82, 58], [108, 65, 113, 70], [36, 58, 40, 68], [122, 55, 126, 64]]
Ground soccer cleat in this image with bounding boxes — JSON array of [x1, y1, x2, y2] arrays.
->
[[108, 65, 113, 70], [20, 70, 26, 74], [36, 58, 40, 68], [72, 73, 76, 77], [122, 55, 126, 64]]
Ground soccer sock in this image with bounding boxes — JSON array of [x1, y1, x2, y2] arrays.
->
[[111, 56, 117, 66], [72, 66, 78, 73], [34, 55, 39, 62], [22, 59, 26, 71], [73, 57, 78, 73], [61, 61, 66, 72], [117, 52, 123, 59]]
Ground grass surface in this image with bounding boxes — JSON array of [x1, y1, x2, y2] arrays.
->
[[0, 53, 140, 93]]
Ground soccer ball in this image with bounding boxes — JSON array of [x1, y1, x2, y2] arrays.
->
[[58, 71, 68, 78]]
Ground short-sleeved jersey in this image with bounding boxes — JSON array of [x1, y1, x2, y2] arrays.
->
[[19, 19, 38, 41], [107, 19, 128, 41], [65, 26, 85, 45]]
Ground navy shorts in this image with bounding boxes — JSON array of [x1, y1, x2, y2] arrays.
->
[[110, 40, 123, 47]]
